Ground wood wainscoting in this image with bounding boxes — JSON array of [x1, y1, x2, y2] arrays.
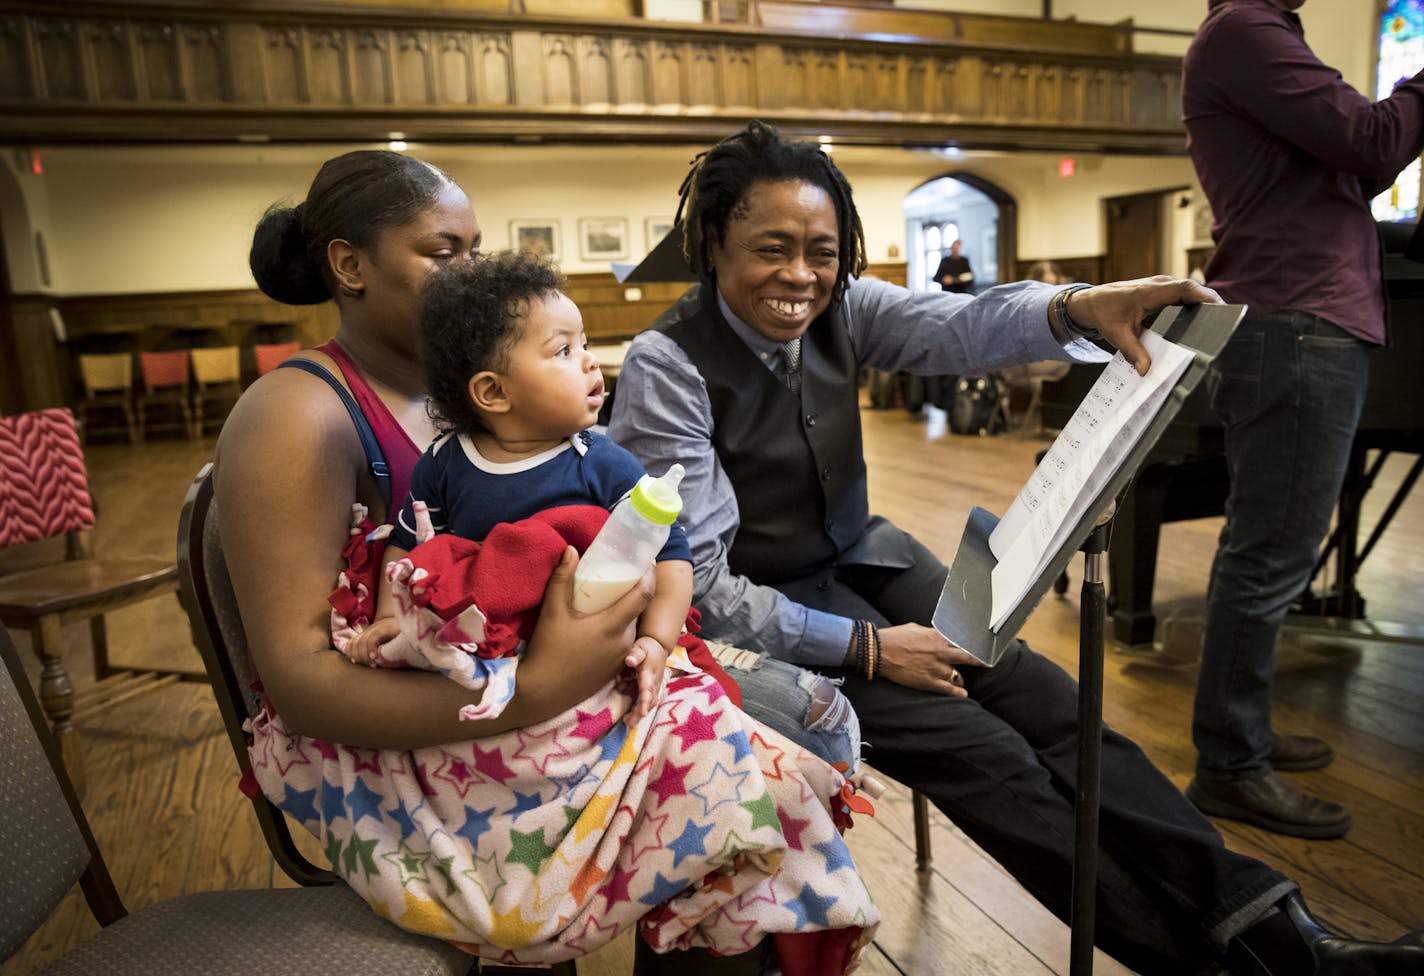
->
[[571, 261, 907, 339], [6, 290, 338, 415], [1013, 255, 1105, 285]]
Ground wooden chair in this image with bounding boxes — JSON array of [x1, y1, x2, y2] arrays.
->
[[74, 352, 138, 445], [0, 621, 476, 976], [177, 464, 576, 975], [1000, 361, 1072, 433], [0, 408, 196, 796], [137, 349, 198, 440], [253, 340, 303, 377], [912, 790, 932, 872], [190, 346, 244, 436]]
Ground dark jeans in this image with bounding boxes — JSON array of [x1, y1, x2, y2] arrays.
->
[[743, 531, 1291, 975], [1195, 310, 1371, 779]]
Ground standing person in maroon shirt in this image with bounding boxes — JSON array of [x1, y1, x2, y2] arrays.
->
[[1183, 0, 1424, 839]]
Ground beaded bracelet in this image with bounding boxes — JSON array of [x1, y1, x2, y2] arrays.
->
[[864, 622, 880, 682]]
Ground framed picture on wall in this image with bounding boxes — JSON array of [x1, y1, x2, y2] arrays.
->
[[645, 216, 675, 247], [510, 219, 561, 261], [579, 217, 629, 261]]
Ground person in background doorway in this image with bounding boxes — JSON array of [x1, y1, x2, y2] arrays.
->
[[1181, 0, 1424, 841], [913, 239, 976, 410], [934, 238, 974, 293]]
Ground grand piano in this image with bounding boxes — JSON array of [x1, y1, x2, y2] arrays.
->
[[1040, 233, 1424, 645]]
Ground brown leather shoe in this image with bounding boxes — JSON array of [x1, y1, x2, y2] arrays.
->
[[1268, 733, 1334, 771], [1186, 770, 1350, 839]]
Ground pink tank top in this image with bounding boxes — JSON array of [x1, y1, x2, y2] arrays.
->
[[317, 340, 421, 513]]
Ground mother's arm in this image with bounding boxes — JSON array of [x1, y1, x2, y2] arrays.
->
[[214, 368, 646, 751]]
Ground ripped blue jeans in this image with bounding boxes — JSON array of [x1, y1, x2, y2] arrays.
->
[[706, 641, 861, 774]]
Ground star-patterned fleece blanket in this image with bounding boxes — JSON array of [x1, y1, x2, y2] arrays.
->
[[245, 506, 880, 972]]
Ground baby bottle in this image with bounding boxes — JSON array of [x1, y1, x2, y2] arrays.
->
[[573, 464, 685, 613]]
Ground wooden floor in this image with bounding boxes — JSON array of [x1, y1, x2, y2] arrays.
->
[[4, 403, 1423, 975]]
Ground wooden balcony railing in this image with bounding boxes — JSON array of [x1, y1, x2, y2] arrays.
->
[[0, 1, 1185, 153]]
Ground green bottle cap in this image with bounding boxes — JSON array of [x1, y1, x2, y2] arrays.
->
[[629, 464, 685, 525]]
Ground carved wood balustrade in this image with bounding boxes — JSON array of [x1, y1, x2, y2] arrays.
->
[[0, 1, 1185, 152]]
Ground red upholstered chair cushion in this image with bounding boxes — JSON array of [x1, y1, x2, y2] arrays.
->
[[253, 341, 302, 376], [139, 350, 191, 389], [0, 409, 96, 548]]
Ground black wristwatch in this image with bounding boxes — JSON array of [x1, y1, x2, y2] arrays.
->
[[1052, 283, 1098, 341]]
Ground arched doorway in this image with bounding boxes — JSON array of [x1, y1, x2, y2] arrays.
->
[[902, 173, 1017, 293]]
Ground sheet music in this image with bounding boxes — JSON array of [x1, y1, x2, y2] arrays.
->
[[986, 330, 1194, 631]]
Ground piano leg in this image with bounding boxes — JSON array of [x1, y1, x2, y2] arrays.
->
[[1108, 467, 1168, 645], [1108, 456, 1233, 646], [1294, 443, 1370, 619]]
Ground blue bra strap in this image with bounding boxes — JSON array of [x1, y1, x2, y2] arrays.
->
[[278, 357, 391, 509]]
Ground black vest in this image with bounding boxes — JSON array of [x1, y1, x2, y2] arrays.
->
[[658, 285, 869, 584]]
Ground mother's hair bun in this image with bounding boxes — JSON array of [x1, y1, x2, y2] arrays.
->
[[249, 203, 330, 305]]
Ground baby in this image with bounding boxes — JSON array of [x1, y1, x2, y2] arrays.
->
[[344, 251, 692, 725]]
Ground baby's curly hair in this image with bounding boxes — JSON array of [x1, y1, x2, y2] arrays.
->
[[420, 251, 565, 435]]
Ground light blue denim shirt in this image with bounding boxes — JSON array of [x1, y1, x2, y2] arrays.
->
[[608, 275, 1106, 667]]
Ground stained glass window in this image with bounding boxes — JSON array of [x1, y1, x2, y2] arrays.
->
[[1374, 0, 1424, 221]]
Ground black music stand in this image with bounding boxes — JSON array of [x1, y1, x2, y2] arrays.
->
[[931, 302, 1245, 975]]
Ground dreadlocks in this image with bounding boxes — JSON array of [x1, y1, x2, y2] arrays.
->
[[675, 120, 867, 302]]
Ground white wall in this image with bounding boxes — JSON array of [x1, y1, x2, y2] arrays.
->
[[1295, 1, 1377, 94], [24, 144, 704, 295], [642, 0, 704, 22], [895, 0, 1040, 15], [1, 149, 52, 294], [834, 148, 1198, 263], [431, 146, 695, 275], [8, 143, 1200, 296], [37, 148, 310, 296]]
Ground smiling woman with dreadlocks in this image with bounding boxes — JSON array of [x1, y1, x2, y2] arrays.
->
[[607, 121, 1424, 976]]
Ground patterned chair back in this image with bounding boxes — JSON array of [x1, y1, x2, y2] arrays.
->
[[2, 616, 476, 974], [139, 350, 191, 391], [0, 409, 96, 549]]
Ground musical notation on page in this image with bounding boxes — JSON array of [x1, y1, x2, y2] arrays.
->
[[985, 330, 1194, 631]]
